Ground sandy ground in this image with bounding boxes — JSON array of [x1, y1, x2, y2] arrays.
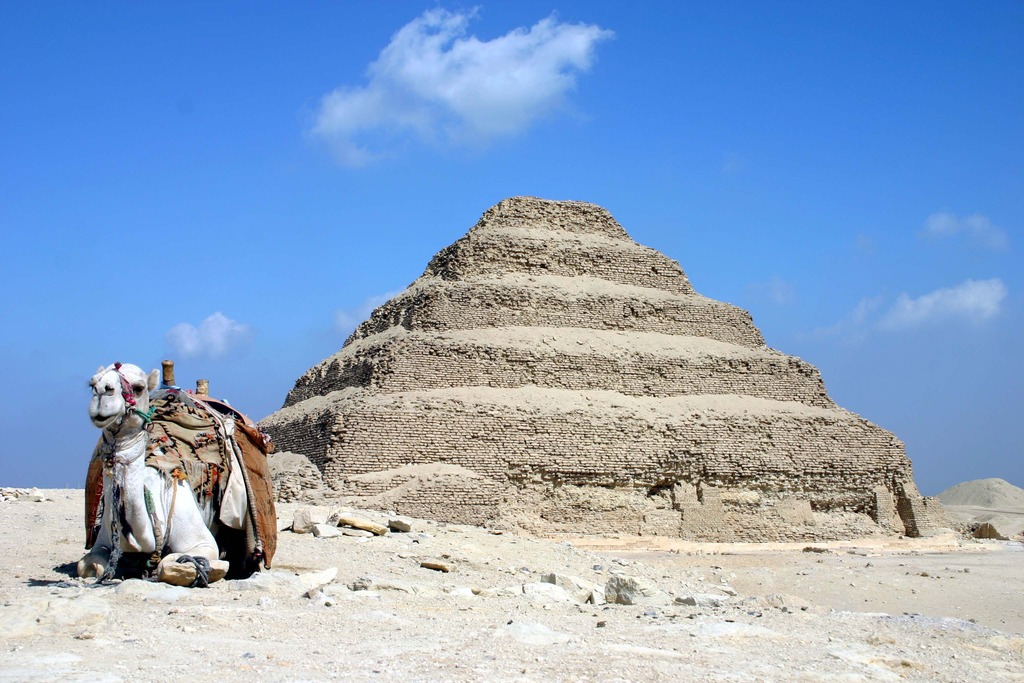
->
[[2, 490, 1024, 682]]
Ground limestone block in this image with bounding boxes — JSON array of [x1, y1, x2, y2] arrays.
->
[[388, 517, 413, 532], [312, 523, 344, 538], [335, 513, 389, 536], [158, 558, 229, 586], [292, 506, 332, 533], [540, 573, 598, 604], [604, 575, 670, 606]]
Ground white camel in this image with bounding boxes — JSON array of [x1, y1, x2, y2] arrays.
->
[[78, 362, 221, 584]]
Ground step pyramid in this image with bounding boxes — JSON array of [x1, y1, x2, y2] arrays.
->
[[261, 197, 947, 541]]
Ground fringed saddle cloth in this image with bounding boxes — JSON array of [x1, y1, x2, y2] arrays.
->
[[85, 389, 277, 569]]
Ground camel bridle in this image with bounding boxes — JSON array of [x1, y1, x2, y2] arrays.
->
[[95, 363, 155, 436]]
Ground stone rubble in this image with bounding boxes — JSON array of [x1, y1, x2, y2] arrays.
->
[[1, 493, 1022, 680]]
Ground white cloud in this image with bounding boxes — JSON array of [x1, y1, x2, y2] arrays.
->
[[335, 290, 403, 334], [919, 211, 1009, 251], [311, 9, 613, 165], [816, 279, 1007, 340], [165, 312, 251, 359], [811, 295, 884, 342], [878, 278, 1007, 331]]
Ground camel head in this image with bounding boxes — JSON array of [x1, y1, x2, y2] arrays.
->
[[88, 363, 159, 432]]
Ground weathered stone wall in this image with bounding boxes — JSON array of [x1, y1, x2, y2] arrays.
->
[[346, 279, 765, 348], [262, 196, 945, 541], [266, 388, 908, 502], [425, 229, 694, 294], [285, 329, 832, 408]]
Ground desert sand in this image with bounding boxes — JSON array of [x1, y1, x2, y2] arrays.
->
[[1, 488, 1023, 682]]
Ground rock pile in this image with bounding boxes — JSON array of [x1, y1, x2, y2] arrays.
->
[[0, 487, 51, 503], [262, 197, 947, 541]]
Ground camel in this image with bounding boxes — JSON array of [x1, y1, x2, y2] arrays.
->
[[78, 362, 276, 585]]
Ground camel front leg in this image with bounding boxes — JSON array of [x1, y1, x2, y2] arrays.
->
[[77, 541, 112, 579], [156, 480, 224, 586], [77, 489, 113, 578]]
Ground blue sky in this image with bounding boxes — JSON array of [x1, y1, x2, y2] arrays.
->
[[2, 2, 1021, 494]]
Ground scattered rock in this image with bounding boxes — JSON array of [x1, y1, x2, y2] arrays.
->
[[604, 575, 670, 606], [675, 593, 730, 607], [312, 523, 344, 538], [541, 572, 600, 604], [341, 528, 376, 538], [522, 582, 576, 606], [388, 517, 413, 532], [292, 506, 332, 533], [335, 513, 389, 536], [297, 567, 338, 592], [420, 560, 453, 573], [741, 594, 813, 612]]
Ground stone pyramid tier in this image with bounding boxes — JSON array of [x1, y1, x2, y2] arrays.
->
[[262, 197, 948, 541], [284, 327, 832, 409]]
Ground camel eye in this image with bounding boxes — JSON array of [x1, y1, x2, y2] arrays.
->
[[133, 384, 145, 395]]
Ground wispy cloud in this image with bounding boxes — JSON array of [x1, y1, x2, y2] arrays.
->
[[335, 290, 403, 334], [878, 278, 1007, 331], [166, 312, 251, 359], [815, 278, 1007, 339], [919, 211, 1009, 251], [811, 295, 884, 342], [310, 9, 613, 166]]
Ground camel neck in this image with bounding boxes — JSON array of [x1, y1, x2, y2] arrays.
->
[[105, 429, 147, 465]]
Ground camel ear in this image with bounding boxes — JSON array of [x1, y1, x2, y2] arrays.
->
[[97, 365, 106, 375], [147, 369, 159, 391]]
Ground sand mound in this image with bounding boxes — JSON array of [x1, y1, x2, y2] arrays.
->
[[937, 478, 1024, 509]]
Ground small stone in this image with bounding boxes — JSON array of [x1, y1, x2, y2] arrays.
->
[[420, 560, 453, 573], [341, 528, 375, 538], [312, 524, 344, 538], [675, 593, 729, 607], [388, 517, 413, 532], [297, 567, 338, 592]]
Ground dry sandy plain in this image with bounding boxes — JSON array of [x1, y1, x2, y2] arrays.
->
[[2, 489, 1023, 682]]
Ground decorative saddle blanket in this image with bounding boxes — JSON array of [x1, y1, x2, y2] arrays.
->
[[85, 389, 277, 570]]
